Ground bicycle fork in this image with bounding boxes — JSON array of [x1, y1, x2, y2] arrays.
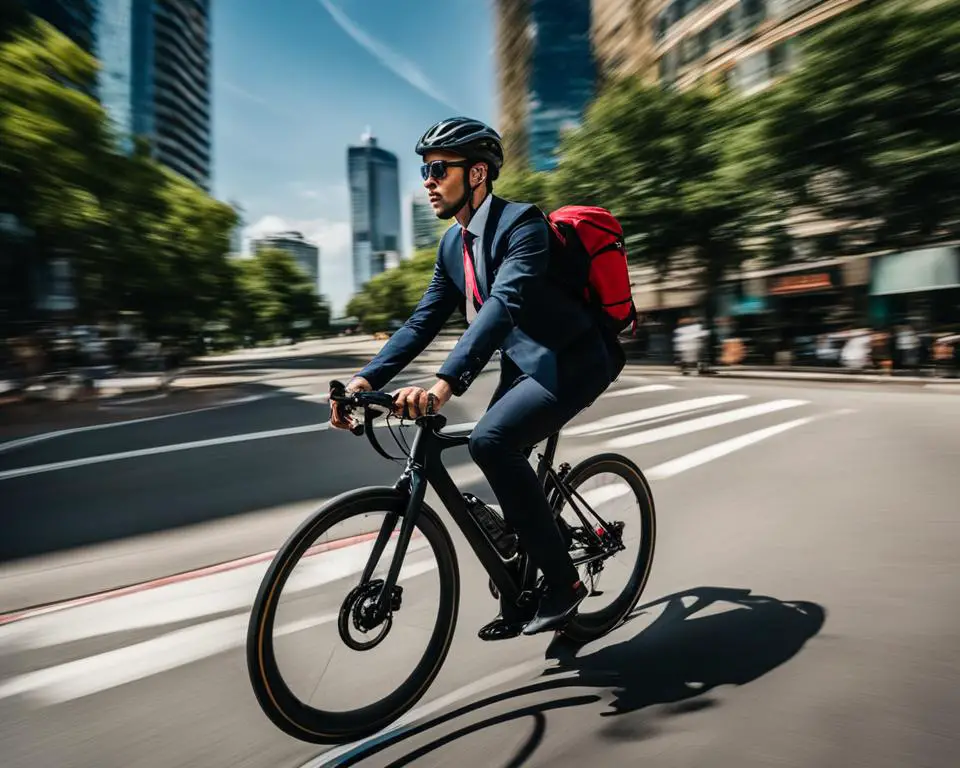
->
[[356, 467, 427, 623]]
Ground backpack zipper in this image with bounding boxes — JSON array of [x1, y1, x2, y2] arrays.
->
[[590, 240, 625, 259]]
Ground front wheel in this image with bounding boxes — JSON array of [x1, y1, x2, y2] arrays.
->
[[246, 487, 460, 744], [549, 453, 656, 644]]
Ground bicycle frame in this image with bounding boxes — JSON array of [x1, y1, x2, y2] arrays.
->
[[362, 413, 560, 618]]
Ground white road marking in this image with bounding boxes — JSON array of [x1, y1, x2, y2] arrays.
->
[[605, 399, 809, 449], [0, 559, 439, 705], [0, 612, 337, 705], [302, 659, 545, 767], [646, 416, 818, 479], [0, 394, 268, 456], [0, 421, 332, 482], [96, 376, 165, 390], [0, 540, 434, 649], [603, 384, 676, 399], [563, 395, 747, 437], [577, 484, 633, 507]]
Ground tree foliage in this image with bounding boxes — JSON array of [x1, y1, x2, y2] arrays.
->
[[554, 78, 776, 285], [0, 16, 317, 350], [762, 0, 960, 251], [230, 248, 328, 342], [346, 249, 442, 332]]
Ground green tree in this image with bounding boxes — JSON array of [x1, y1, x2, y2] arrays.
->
[[496, 166, 554, 211], [763, 0, 960, 250], [0, 16, 112, 325], [552, 77, 774, 347], [346, 249, 442, 333], [231, 247, 324, 342]]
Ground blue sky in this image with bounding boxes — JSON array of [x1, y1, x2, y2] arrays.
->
[[210, 0, 496, 314]]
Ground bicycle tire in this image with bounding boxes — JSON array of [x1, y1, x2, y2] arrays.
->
[[246, 487, 460, 744], [550, 453, 656, 644]]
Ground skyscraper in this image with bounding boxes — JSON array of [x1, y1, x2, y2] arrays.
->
[[411, 193, 438, 252], [348, 130, 401, 293], [23, 0, 97, 54], [252, 231, 321, 295], [496, 0, 595, 172], [652, 0, 866, 93], [97, 0, 212, 189]]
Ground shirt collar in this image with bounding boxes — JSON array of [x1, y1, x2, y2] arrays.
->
[[465, 193, 493, 241]]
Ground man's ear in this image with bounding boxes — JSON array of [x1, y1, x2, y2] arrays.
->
[[471, 162, 487, 186]]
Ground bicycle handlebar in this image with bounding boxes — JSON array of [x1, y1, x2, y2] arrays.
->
[[328, 380, 395, 435], [329, 380, 451, 463]]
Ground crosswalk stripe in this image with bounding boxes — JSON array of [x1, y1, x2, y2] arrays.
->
[[605, 399, 809, 449], [563, 395, 747, 437], [604, 384, 676, 399], [0, 539, 433, 649], [0, 558, 439, 705], [646, 416, 818, 479]]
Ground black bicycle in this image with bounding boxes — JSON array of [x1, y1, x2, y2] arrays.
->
[[246, 380, 656, 744]]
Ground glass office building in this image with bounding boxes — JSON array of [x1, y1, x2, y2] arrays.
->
[[348, 132, 401, 293]]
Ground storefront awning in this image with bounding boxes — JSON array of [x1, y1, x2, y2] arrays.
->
[[871, 246, 960, 296]]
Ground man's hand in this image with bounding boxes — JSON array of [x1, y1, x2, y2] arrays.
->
[[392, 379, 453, 420], [330, 376, 371, 431]]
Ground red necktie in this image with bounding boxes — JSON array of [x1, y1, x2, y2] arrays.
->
[[462, 229, 483, 316]]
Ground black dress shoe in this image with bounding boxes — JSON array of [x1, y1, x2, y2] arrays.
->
[[478, 615, 527, 641], [478, 598, 535, 642], [521, 581, 588, 636]]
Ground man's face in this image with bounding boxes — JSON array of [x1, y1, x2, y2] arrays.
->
[[421, 150, 481, 220]]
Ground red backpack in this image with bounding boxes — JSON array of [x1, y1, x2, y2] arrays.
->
[[544, 205, 637, 337]]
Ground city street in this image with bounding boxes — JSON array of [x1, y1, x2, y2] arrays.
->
[[1, 363, 959, 768]]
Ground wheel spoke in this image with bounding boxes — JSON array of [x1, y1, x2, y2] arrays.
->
[[247, 490, 460, 744]]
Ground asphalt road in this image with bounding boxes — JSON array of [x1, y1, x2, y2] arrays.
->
[[1, 364, 959, 768]]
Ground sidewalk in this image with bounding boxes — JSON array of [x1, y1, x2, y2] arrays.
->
[[622, 361, 960, 387], [4, 336, 957, 427]]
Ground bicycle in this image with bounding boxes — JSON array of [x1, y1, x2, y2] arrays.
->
[[246, 379, 657, 744]]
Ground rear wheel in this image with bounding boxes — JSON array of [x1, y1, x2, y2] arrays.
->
[[548, 453, 656, 644], [246, 488, 460, 744]]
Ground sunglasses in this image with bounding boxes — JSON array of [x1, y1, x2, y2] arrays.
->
[[420, 160, 470, 181]]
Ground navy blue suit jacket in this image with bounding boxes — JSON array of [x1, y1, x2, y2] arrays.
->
[[356, 195, 623, 399]]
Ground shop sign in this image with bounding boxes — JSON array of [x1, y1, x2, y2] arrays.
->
[[769, 271, 834, 295]]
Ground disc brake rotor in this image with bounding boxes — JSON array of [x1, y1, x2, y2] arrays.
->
[[338, 579, 401, 651]]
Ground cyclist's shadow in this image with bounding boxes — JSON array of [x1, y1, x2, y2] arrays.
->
[[543, 585, 827, 719], [337, 587, 826, 767]]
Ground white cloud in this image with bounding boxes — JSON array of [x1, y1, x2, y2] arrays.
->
[[315, 0, 462, 112], [244, 215, 354, 315]]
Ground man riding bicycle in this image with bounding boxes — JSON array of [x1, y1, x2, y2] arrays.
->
[[330, 116, 625, 640]]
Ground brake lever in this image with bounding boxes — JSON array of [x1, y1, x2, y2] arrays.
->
[[329, 380, 365, 435]]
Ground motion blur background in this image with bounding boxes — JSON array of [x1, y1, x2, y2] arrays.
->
[[1, 2, 959, 767]]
